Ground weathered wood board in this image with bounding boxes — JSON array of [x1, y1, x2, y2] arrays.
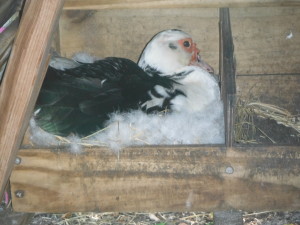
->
[[0, 0, 65, 197], [10, 146, 300, 212], [236, 74, 300, 113], [58, 7, 300, 76], [58, 8, 220, 73], [219, 8, 236, 146], [231, 7, 300, 75], [63, 0, 300, 10]]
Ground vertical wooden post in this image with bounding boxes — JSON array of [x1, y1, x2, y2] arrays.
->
[[219, 8, 236, 147], [0, 0, 64, 197], [216, 8, 242, 225]]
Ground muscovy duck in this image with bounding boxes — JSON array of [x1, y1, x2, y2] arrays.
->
[[35, 29, 220, 138]]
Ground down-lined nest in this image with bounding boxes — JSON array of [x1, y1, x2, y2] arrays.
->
[[29, 103, 225, 152], [235, 100, 300, 144]]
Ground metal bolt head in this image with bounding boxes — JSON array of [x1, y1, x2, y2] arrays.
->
[[15, 190, 24, 198], [15, 157, 21, 165], [225, 166, 234, 174]]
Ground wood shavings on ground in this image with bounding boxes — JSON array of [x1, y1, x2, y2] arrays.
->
[[27, 211, 300, 225], [28, 212, 214, 225]]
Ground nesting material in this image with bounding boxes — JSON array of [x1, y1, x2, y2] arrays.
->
[[235, 100, 300, 144], [30, 102, 225, 153]]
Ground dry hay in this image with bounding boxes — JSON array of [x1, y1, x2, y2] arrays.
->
[[235, 99, 300, 144], [28, 211, 300, 225], [29, 212, 214, 225]]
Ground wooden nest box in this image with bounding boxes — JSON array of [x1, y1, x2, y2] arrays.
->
[[0, 0, 299, 213]]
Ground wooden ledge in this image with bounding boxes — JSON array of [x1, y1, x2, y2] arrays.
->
[[64, 0, 300, 10], [11, 145, 300, 212]]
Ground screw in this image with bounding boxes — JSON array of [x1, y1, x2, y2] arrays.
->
[[15, 190, 24, 198], [15, 157, 21, 165], [225, 166, 234, 174]]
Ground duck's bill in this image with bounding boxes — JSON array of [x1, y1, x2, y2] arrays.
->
[[195, 54, 214, 74], [190, 43, 215, 74]]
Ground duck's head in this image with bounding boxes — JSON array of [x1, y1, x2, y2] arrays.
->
[[138, 29, 214, 75]]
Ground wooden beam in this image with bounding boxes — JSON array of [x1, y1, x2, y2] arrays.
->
[[63, 0, 300, 10], [219, 8, 236, 147], [0, 0, 65, 197], [10, 145, 300, 212]]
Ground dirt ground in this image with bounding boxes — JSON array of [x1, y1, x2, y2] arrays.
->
[[27, 211, 300, 225]]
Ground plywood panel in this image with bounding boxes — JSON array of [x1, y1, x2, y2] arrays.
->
[[63, 0, 300, 10], [11, 146, 300, 212], [59, 8, 219, 73], [231, 7, 300, 75], [236, 74, 300, 113]]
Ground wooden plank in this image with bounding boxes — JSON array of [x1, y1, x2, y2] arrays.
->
[[236, 74, 300, 113], [0, 0, 65, 197], [231, 7, 300, 75], [219, 8, 236, 147], [63, 0, 300, 10], [10, 146, 300, 212], [59, 8, 219, 73]]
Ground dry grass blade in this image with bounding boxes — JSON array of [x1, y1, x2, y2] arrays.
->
[[234, 100, 300, 144], [234, 99, 257, 144], [248, 102, 300, 133]]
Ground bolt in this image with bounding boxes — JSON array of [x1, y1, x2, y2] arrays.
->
[[15, 157, 21, 165], [15, 190, 24, 198], [225, 166, 234, 174]]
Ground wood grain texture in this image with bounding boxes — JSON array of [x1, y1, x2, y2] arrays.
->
[[219, 8, 236, 147], [231, 7, 300, 75], [59, 8, 219, 73], [236, 74, 300, 113], [0, 0, 65, 197], [11, 146, 300, 212], [63, 0, 300, 10]]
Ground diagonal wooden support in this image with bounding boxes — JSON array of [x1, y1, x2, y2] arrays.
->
[[0, 0, 65, 197]]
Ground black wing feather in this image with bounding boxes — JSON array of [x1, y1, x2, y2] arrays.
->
[[35, 57, 176, 137]]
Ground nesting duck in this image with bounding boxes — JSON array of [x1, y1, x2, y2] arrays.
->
[[34, 29, 222, 139]]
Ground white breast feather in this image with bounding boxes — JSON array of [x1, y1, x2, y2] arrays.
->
[[171, 66, 220, 113]]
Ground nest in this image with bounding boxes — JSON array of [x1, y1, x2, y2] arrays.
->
[[235, 100, 300, 144], [29, 105, 225, 152]]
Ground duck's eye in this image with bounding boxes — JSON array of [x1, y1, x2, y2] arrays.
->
[[183, 41, 191, 48]]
